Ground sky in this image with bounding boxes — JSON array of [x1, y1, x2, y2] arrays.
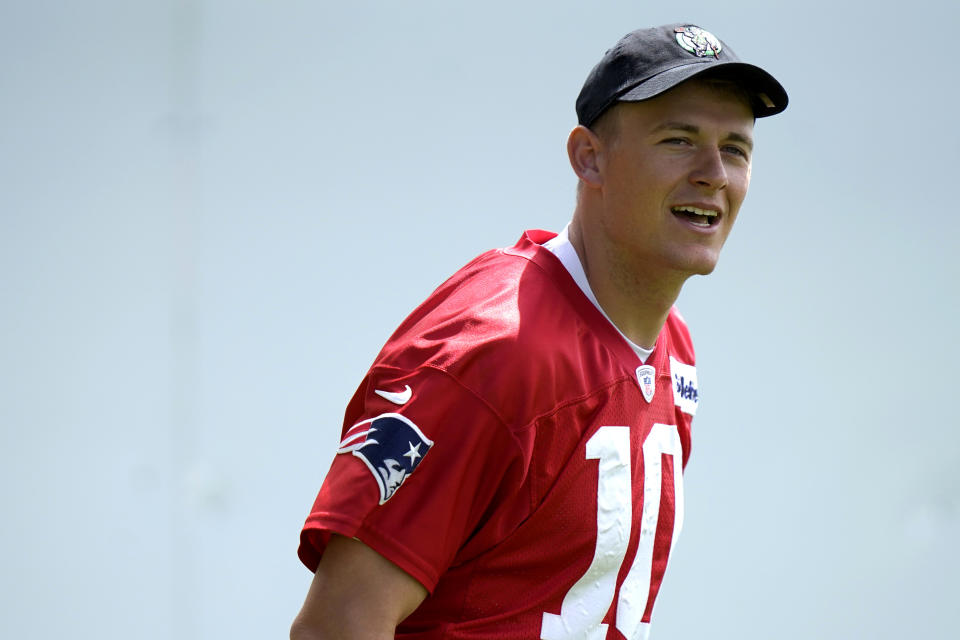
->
[[2, 1, 958, 638]]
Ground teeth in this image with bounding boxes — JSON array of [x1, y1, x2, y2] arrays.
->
[[672, 205, 718, 217]]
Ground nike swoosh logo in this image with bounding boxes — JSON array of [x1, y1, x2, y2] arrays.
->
[[374, 385, 412, 405]]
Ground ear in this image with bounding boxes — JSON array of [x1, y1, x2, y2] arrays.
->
[[567, 125, 604, 188]]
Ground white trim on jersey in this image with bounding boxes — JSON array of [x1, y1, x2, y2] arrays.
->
[[543, 224, 655, 363]]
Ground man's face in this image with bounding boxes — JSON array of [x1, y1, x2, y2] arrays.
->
[[592, 78, 755, 280]]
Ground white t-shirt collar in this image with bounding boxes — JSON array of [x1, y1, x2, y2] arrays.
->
[[542, 224, 654, 363]]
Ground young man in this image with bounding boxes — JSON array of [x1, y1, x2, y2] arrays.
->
[[291, 24, 787, 640]]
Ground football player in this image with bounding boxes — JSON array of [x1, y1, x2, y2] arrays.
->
[[291, 23, 787, 640]]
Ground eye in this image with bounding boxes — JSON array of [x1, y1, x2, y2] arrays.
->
[[660, 137, 692, 146], [722, 144, 750, 160]]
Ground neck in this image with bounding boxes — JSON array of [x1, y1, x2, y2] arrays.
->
[[568, 215, 687, 349]]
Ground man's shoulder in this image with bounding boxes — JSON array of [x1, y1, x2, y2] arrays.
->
[[664, 306, 696, 364], [371, 231, 617, 424], [383, 247, 578, 372]]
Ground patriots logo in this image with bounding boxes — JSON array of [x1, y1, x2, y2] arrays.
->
[[337, 412, 434, 504]]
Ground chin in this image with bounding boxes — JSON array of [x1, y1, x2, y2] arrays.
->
[[671, 250, 722, 277], [692, 258, 720, 275]]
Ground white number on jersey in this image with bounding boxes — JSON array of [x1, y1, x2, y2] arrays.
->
[[540, 424, 684, 640]]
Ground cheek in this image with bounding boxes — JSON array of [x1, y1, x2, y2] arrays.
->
[[729, 167, 751, 209], [720, 170, 750, 236]]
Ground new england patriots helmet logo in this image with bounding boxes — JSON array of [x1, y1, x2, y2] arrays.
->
[[337, 413, 434, 504]]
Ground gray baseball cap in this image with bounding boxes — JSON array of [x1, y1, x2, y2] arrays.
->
[[576, 24, 788, 126]]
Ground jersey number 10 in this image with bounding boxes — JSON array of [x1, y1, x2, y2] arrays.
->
[[540, 424, 684, 640]]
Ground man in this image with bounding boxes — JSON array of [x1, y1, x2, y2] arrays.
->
[[291, 24, 787, 639]]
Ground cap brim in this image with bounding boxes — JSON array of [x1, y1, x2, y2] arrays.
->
[[618, 61, 788, 118]]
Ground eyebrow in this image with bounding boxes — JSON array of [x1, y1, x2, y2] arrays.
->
[[651, 121, 754, 151]]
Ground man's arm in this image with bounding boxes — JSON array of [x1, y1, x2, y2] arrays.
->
[[290, 534, 428, 640]]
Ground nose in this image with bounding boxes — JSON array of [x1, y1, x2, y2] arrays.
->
[[688, 148, 728, 191]]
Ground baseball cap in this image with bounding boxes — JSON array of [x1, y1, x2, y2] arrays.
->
[[576, 24, 788, 127]]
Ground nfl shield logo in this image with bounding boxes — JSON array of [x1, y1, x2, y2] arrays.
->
[[636, 365, 656, 403]]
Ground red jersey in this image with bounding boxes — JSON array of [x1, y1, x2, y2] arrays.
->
[[299, 230, 699, 639]]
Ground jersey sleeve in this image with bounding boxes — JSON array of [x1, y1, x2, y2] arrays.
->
[[298, 364, 524, 592]]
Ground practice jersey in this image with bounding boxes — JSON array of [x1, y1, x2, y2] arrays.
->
[[299, 230, 699, 639]]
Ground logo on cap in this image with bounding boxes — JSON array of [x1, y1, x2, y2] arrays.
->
[[674, 26, 722, 58]]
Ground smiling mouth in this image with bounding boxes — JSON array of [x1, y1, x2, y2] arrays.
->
[[671, 205, 720, 228]]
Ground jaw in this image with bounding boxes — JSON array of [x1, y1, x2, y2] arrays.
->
[[661, 212, 735, 275]]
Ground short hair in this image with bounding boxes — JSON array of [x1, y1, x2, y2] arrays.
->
[[588, 105, 620, 144]]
